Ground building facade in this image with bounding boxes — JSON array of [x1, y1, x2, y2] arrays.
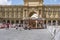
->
[[0, 0, 60, 28]]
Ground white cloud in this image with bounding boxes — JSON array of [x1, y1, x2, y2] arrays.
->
[[0, 0, 12, 5]]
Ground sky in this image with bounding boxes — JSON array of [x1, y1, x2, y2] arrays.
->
[[0, 0, 60, 5]]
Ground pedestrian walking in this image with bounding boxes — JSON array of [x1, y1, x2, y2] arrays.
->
[[24, 25, 28, 30], [6, 23, 9, 29], [28, 25, 31, 30], [15, 24, 18, 30], [19, 24, 22, 31]]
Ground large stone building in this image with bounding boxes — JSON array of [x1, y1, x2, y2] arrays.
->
[[0, 0, 60, 28]]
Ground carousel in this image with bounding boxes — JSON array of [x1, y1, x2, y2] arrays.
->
[[23, 17, 45, 29]]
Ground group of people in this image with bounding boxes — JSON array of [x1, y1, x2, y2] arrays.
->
[[0, 23, 31, 30], [14, 23, 31, 30]]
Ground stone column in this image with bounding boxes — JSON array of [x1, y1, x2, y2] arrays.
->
[[14, 20, 16, 24], [0, 19, 1, 23], [52, 9, 53, 18], [43, 19, 45, 28], [41, 9, 43, 18], [56, 20, 58, 26], [5, 12, 6, 18], [19, 20, 20, 24], [51, 20, 53, 26], [10, 20, 11, 24], [38, 10, 40, 18], [46, 11, 49, 18], [26, 10, 28, 19], [23, 20, 25, 28], [26, 10, 29, 19], [14, 12, 15, 18], [46, 20, 48, 26], [23, 10, 25, 20], [6, 20, 7, 23], [46, 20, 48, 28]]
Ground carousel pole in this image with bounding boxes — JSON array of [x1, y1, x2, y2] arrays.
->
[[23, 20, 25, 28], [36, 20, 38, 28]]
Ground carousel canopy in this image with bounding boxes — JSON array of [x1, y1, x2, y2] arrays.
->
[[31, 14, 38, 18], [24, 13, 45, 20], [30, 13, 45, 20]]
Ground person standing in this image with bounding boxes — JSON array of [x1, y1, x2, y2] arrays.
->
[[19, 24, 22, 31], [15, 24, 18, 30], [7, 23, 9, 28], [6, 23, 9, 29], [28, 25, 31, 30]]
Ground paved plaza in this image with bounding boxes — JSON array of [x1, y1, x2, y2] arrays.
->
[[0, 28, 53, 40]]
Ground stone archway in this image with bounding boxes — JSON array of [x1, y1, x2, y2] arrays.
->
[[3, 20, 6, 23], [16, 20, 19, 24], [7, 20, 10, 23]]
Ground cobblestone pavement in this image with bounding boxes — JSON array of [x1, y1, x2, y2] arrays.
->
[[0, 28, 53, 40]]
